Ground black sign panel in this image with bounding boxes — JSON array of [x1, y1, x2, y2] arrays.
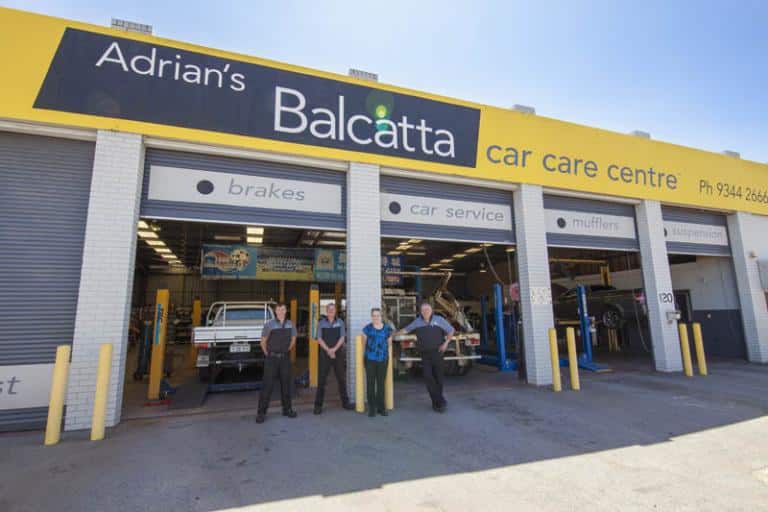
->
[[35, 28, 480, 167]]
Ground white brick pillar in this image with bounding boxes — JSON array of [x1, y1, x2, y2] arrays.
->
[[727, 211, 768, 363], [513, 184, 554, 385], [65, 131, 144, 431], [636, 200, 682, 372], [345, 162, 381, 397]]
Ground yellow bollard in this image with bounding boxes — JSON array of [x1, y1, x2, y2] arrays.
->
[[548, 328, 562, 392], [678, 323, 693, 377], [385, 341, 394, 410], [355, 335, 365, 413], [308, 285, 320, 387], [692, 322, 708, 376], [44, 345, 71, 446], [148, 289, 170, 400], [188, 298, 202, 369], [334, 281, 343, 312], [289, 298, 298, 363], [566, 327, 580, 391], [90, 343, 113, 441]]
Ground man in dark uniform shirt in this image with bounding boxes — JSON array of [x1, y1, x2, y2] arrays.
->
[[313, 303, 354, 414], [400, 302, 455, 413], [256, 303, 298, 424]]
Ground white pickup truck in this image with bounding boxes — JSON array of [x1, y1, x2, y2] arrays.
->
[[193, 301, 275, 382]]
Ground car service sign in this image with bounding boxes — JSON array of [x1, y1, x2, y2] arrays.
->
[[380, 193, 513, 231]]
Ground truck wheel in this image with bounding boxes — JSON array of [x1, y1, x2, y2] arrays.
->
[[444, 360, 459, 377], [456, 362, 472, 377], [198, 366, 211, 382]]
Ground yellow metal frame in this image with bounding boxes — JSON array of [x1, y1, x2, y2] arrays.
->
[[148, 289, 169, 400], [308, 285, 320, 388]]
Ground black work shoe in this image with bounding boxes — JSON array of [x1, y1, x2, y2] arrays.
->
[[283, 409, 298, 418], [255, 413, 266, 424], [342, 402, 355, 411], [313, 406, 322, 415], [378, 409, 389, 416]]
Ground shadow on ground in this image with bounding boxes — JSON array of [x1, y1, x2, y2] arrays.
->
[[1, 358, 767, 511]]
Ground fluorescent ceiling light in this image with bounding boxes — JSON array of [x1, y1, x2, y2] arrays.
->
[[247, 236, 263, 244], [323, 231, 347, 239], [397, 245, 411, 250], [481, 243, 494, 247], [138, 230, 158, 239], [452, 253, 466, 259], [439, 258, 452, 263], [506, 247, 516, 252], [145, 240, 166, 247], [137, 220, 149, 229], [407, 239, 422, 244], [387, 251, 402, 256], [317, 240, 346, 246], [464, 247, 482, 254], [214, 235, 242, 241], [155, 248, 172, 254], [246, 227, 264, 235], [161, 253, 178, 260], [439, 267, 455, 272], [420, 267, 431, 271], [406, 251, 426, 256]]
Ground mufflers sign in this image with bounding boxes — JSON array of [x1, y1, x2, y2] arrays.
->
[[34, 28, 480, 167]]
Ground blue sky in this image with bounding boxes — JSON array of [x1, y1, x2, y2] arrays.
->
[[4, 0, 767, 162]]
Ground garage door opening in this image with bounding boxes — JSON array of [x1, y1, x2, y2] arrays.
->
[[544, 194, 652, 372], [549, 247, 651, 370], [381, 237, 522, 380], [663, 206, 746, 360], [123, 219, 346, 419]]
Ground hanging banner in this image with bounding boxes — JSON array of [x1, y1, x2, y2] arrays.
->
[[201, 245, 346, 281], [314, 248, 346, 282], [255, 248, 315, 281], [201, 244, 258, 279], [382, 255, 405, 287]]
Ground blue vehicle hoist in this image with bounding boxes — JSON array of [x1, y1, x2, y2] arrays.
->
[[478, 283, 518, 372], [569, 284, 612, 373]]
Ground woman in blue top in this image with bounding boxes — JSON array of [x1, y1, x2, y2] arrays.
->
[[362, 308, 393, 417]]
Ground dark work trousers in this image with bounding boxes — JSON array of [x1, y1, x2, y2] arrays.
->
[[364, 357, 387, 412], [421, 350, 446, 407], [258, 354, 292, 413], [315, 349, 350, 407]]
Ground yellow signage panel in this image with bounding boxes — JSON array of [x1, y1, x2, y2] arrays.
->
[[1, 7, 767, 214]]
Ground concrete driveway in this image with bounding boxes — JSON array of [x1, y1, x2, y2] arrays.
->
[[1, 359, 767, 511]]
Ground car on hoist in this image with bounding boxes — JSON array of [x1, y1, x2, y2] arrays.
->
[[553, 284, 647, 330]]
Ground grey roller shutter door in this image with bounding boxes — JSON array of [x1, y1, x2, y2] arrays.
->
[[141, 149, 346, 229], [0, 132, 94, 431], [544, 195, 639, 251], [380, 176, 515, 243], [662, 206, 730, 256]]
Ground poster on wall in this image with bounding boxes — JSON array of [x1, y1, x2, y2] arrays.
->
[[314, 249, 346, 282], [201, 244, 258, 279], [382, 255, 405, 287]]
